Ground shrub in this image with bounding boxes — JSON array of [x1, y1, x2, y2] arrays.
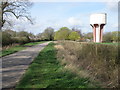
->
[[2, 31, 31, 46], [12, 37, 30, 45], [2, 32, 13, 46]]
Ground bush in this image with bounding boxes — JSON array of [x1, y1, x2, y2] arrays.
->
[[2, 32, 13, 46], [2, 31, 31, 46], [56, 41, 118, 88], [12, 37, 30, 45]]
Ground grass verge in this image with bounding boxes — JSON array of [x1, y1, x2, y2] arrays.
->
[[95, 42, 119, 45], [1, 41, 47, 57], [23, 41, 47, 46], [56, 41, 118, 88], [16, 43, 99, 88]]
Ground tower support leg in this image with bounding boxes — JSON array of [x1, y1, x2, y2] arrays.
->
[[93, 26, 96, 42]]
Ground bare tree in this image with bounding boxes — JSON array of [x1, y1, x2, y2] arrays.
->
[[43, 27, 54, 40], [72, 27, 83, 37], [0, 0, 33, 30], [0, 1, 2, 30]]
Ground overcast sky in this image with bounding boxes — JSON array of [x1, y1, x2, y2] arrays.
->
[[8, 0, 118, 35]]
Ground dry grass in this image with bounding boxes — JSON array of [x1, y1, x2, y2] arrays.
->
[[54, 41, 119, 88], [54, 45, 64, 50], [2, 44, 19, 50]]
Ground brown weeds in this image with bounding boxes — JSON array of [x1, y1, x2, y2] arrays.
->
[[55, 41, 118, 88]]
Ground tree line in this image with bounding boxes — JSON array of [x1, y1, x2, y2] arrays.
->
[[1, 27, 119, 46], [1, 27, 82, 46], [38, 27, 82, 41], [83, 31, 120, 42]]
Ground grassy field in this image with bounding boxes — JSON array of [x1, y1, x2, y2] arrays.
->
[[16, 43, 99, 88], [1, 41, 47, 57]]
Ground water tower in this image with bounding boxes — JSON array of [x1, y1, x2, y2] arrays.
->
[[90, 13, 107, 42]]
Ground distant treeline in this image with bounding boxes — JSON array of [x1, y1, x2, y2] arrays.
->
[[1, 27, 119, 46]]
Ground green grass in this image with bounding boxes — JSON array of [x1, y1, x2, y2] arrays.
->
[[95, 42, 119, 45], [1, 41, 47, 57], [16, 43, 99, 88], [1, 45, 26, 57], [23, 41, 47, 46]]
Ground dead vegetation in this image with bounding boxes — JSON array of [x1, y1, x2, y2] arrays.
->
[[54, 41, 119, 88], [2, 44, 19, 50]]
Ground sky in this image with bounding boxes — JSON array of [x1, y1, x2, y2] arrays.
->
[[5, 0, 118, 35]]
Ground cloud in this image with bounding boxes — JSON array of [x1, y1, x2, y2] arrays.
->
[[105, 1, 118, 12], [30, 0, 119, 2], [68, 17, 82, 26]]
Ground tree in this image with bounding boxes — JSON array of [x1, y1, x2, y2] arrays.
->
[[3, 29, 16, 37], [0, 0, 33, 30], [17, 31, 30, 37], [103, 32, 113, 42], [0, 1, 2, 30], [2, 31, 13, 46], [68, 31, 80, 41], [43, 27, 54, 40], [83, 32, 93, 41], [72, 27, 83, 37], [37, 33, 45, 40], [112, 31, 120, 42], [54, 27, 71, 40]]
